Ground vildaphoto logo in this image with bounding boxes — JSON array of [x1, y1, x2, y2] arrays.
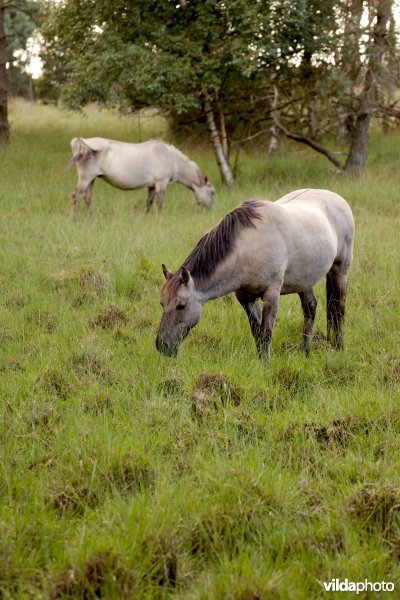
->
[[323, 579, 394, 593]]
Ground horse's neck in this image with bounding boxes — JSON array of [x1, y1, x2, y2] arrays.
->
[[194, 263, 239, 304], [175, 156, 199, 189]]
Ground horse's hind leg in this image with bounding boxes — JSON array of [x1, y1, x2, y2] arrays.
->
[[71, 179, 93, 216], [84, 181, 94, 212], [326, 264, 347, 349], [71, 188, 83, 216], [146, 187, 156, 213], [235, 291, 262, 352], [298, 289, 317, 355]]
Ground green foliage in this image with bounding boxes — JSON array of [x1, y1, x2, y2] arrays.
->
[[0, 100, 399, 596], [40, 1, 342, 122], [41, 0, 260, 113], [4, 0, 39, 97]]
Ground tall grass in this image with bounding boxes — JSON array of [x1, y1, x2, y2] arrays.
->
[[0, 99, 399, 598]]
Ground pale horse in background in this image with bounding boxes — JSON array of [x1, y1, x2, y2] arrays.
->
[[65, 137, 215, 215]]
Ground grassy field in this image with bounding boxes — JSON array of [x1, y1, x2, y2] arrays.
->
[[0, 99, 399, 599]]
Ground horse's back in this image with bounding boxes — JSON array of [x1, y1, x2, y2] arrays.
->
[[276, 188, 354, 260], [75, 138, 178, 187], [80, 137, 174, 157], [276, 188, 351, 215]]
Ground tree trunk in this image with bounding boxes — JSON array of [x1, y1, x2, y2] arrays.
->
[[345, 0, 391, 173], [215, 93, 229, 160], [0, 0, 9, 144], [219, 107, 229, 160], [268, 85, 279, 154], [337, 0, 364, 144], [382, 8, 396, 134], [204, 98, 233, 186]]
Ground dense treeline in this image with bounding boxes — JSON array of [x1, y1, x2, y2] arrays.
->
[[1, 0, 399, 178], [0, 0, 39, 141]]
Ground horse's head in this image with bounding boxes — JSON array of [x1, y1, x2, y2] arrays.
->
[[193, 176, 215, 209], [156, 264, 202, 356]]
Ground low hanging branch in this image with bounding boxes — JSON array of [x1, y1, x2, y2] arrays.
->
[[273, 113, 344, 171]]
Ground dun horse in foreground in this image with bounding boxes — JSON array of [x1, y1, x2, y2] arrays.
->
[[66, 137, 215, 214], [156, 189, 355, 363]]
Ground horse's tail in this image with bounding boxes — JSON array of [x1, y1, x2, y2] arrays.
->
[[64, 138, 95, 171]]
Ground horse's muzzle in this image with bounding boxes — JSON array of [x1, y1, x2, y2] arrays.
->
[[155, 336, 178, 357]]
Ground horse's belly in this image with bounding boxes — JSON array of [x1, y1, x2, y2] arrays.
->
[[99, 151, 158, 189], [281, 250, 336, 294]]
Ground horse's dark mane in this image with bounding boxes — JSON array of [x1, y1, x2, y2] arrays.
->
[[163, 200, 263, 295], [185, 200, 264, 279]]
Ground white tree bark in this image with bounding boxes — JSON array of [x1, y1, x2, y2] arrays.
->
[[204, 98, 234, 186]]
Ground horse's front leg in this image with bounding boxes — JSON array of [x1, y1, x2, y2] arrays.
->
[[298, 289, 317, 355], [146, 187, 156, 213], [235, 291, 262, 352], [155, 183, 166, 213], [260, 287, 280, 363]]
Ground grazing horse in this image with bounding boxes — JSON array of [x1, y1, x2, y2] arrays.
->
[[156, 189, 355, 362], [66, 137, 215, 214]]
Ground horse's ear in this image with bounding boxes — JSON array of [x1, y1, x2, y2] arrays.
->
[[162, 264, 173, 280], [180, 266, 190, 285]]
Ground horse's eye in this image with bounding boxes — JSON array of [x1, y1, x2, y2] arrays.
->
[[176, 303, 186, 310]]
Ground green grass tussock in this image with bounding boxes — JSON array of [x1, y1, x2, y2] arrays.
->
[[0, 99, 399, 597]]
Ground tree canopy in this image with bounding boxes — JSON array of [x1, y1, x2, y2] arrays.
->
[[37, 0, 400, 177]]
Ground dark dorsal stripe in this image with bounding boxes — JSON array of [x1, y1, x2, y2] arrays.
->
[[184, 199, 263, 281]]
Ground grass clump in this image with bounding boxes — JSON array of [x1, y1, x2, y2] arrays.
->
[[79, 268, 115, 297], [71, 347, 112, 381], [106, 453, 156, 495], [140, 532, 178, 589], [157, 377, 185, 397], [382, 353, 400, 384], [187, 468, 278, 560], [90, 304, 129, 329], [50, 480, 98, 516], [36, 368, 72, 399], [272, 365, 315, 398], [348, 483, 400, 540], [304, 415, 372, 449], [4, 294, 29, 308], [47, 270, 79, 290], [28, 310, 58, 332], [190, 372, 243, 419], [49, 551, 136, 599]]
